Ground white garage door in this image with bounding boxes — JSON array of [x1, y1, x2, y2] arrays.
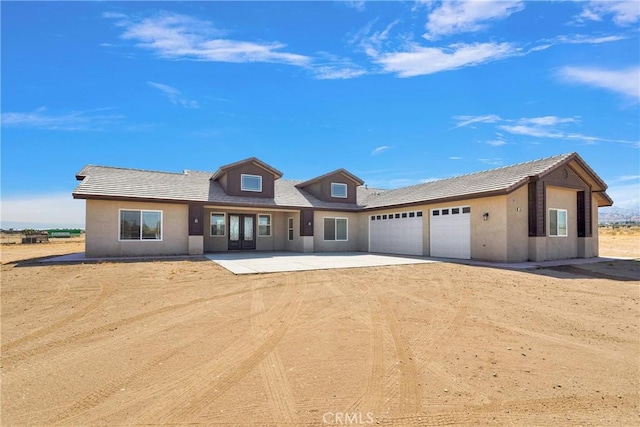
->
[[369, 211, 423, 256], [430, 206, 471, 259]]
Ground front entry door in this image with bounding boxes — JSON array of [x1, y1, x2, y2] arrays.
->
[[228, 214, 256, 250]]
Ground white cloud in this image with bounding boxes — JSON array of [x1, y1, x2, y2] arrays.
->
[[376, 42, 517, 77], [424, 0, 525, 39], [313, 67, 367, 80], [478, 158, 503, 165], [108, 11, 311, 66], [453, 113, 638, 146], [498, 124, 564, 139], [557, 66, 640, 100], [576, 1, 640, 26], [603, 183, 640, 210], [449, 156, 463, 160], [371, 145, 392, 155], [615, 175, 640, 182], [1, 108, 124, 131], [312, 53, 368, 79], [519, 116, 579, 126], [1, 193, 85, 229], [344, 1, 366, 12], [484, 139, 507, 146], [555, 34, 628, 44], [452, 114, 502, 128], [147, 81, 199, 108]]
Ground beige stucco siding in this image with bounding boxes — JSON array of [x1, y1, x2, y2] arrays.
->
[[85, 199, 188, 257], [505, 185, 530, 262], [591, 195, 599, 257], [314, 211, 362, 252], [544, 186, 578, 260]]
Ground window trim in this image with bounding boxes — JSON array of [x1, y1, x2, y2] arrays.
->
[[257, 214, 272, 237], [210, 212, 226, 237], [330, 182, 348, 199], [118, 209, 163, 242], [240, 174, 263, 192], [323, 217, 348, 241], [549, 208, 568, 237], [288, 217, 294, 241]]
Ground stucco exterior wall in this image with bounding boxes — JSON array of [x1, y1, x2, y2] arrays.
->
[[314, 211, 362, 252], [591, 195, 599, 257], [85, 199, 189, 257], [505, 185, 530, 262], [544, 186, 578, 260]]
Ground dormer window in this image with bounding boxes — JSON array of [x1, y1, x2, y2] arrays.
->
[[331, 182, 347, 198], [241, 174, 262, 192]]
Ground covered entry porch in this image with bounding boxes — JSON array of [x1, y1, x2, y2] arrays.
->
[[200, 206, 313, 253]]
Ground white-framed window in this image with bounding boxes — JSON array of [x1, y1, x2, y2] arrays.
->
[[549, 208, 568, 237], [258, 214, 271, 237], [241, 174, 262, 192], [331, 182, 348, 198], [119, 209, 162, 241], [323, 217, 348, 241], [288, 217, 294, 241], [211, 213, 226, 236]]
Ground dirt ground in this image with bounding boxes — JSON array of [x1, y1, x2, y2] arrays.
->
[[1, 234, 638, 426]]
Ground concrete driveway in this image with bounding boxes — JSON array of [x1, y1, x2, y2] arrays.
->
[[205, 251, 438, 274]]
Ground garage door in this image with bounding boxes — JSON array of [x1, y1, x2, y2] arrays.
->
[[430, 206, 471, 259], [369, 211, 423, 256]]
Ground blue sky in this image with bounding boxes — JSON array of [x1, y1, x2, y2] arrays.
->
[[1, 0, 639, 228]]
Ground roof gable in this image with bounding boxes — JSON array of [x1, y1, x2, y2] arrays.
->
[[210, 157, 283, 181], [295, 168, 364, 189]]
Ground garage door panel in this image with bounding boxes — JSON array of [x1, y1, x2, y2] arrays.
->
[[369, 213, 423, 256], [430, 207, 471, 259]]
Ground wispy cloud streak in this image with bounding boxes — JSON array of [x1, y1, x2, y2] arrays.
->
[[147, 82, 199, 108]]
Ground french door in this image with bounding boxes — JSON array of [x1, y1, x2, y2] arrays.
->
[[228, 214, 256, 250]]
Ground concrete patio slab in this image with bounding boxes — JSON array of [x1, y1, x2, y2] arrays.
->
[[205, 251, 438, 274], [32, 251, 635, 276]]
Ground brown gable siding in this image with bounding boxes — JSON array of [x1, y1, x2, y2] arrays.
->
[[301, 172, 358, 204], [529, 164, 593, 238], [216, 163, 275, 198]]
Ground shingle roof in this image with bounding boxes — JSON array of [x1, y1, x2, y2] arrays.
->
[[361, 152, 594, 209], [73, 152, 612, 210], [73, 165, 364, 210]]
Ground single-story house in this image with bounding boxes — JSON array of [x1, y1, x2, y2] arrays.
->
[[72, 152, 613, 262]]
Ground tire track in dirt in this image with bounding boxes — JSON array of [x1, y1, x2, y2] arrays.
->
[[469, 393, 638, 416], [129, 277, 306, 424], [349, 292, 386, 415], [2, 281, 113, 352], [41, 276, 277, 425], [47, 344, 188, 425], [252, 285, 297, 424], [377, 292, 422, 415], [2, 282, 287, 365]]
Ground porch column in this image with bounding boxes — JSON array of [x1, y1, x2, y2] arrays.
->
[[188, 204, 204, 255], [300, 209, 314, 253]]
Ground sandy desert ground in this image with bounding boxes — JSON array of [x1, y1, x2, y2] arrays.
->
[[1, 232, 638, 426]]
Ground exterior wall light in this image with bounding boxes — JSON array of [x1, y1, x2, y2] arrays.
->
[[483, 212, 489, 221]]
